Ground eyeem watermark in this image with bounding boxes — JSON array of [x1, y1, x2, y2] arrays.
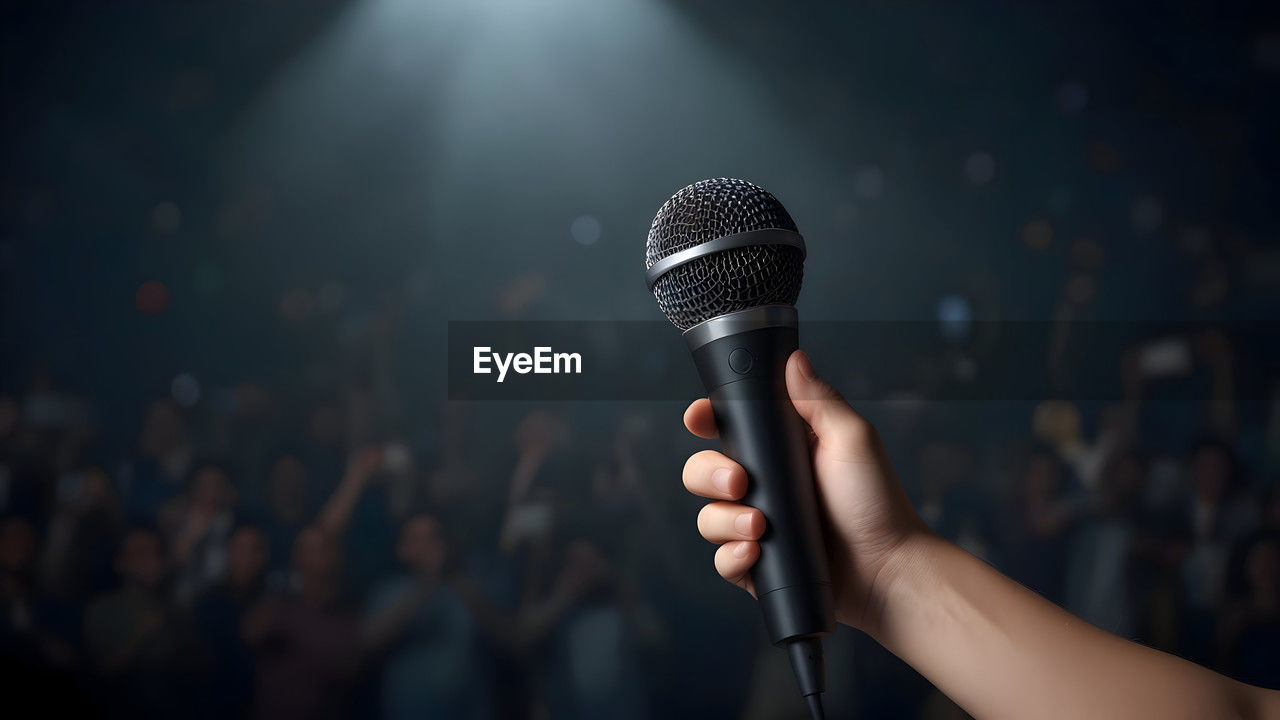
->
[[473, 346, 582, 383], [448, 320, 1277, 401]]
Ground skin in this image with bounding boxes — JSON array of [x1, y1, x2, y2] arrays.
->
[[361, 514, 448, 654], [683, 350, 1280, 720], [225, 526, 269, 590], [89, 530, 167, 674]]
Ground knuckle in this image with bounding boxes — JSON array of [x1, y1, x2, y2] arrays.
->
[[682, 450, 722, 491], [810, 379, 845, 406], [838, 412, 877, 447], [715, 544, 751, 584]]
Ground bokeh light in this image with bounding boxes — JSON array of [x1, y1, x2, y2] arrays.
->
[[1066, 273, 1095, 303], [1131, 195, 1165, 236], [1087, 141, 1124, 174], [1068, 237, 1104, 271], [151, 202, 182, 234], [1022, 219, 1053, 251], [937, 293, 973, 341], [852, 164, 885, 199], [279, 290, 314, 321], [1055, 81, 1088, 114], [171, 372, 201, 407], [570, 215, 601, 246], [964, 152, 996, 185], [134, 280, 170, 315], [316, 282, 348, 313]]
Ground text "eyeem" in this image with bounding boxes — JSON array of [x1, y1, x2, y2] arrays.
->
[[473, 346, 582, 383]]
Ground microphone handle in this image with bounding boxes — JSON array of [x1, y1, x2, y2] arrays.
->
[[690, 323, 836, 648]]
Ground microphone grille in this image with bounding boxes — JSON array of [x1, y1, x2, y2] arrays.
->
[[645, 178, 803, 330]]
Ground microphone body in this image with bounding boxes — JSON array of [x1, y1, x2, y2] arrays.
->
[[687, 306, 834, 698]]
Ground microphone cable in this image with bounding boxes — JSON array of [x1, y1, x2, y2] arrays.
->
[[806, 693, 826, 720]]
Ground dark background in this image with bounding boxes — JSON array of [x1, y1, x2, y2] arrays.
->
[[2, 1, 1278, 718]]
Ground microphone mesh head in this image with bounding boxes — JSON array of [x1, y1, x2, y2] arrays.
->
[[645, 178, 803, 330]]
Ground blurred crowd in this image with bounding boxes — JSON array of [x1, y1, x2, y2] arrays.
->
[[0, 366, 674, 720], [2, 309, 1279, 720]]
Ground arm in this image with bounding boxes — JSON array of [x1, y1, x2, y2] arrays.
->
[[498, 412, 560, 554], [39, 472, 121, 596], [450, 574, 522, 656], [166, 504, 214, 568], [871, 534, 1273, 720], [315, 446, 380, 537], [681, 350, 1280, 720], [360, 581, 434, 653], [498, 451, 545, 555], [511, 551, 600, 649]]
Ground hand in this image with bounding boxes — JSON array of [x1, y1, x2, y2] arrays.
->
[[682, 350, 929, 629], [242, 598, 280, 645], [1194, 327, 1232, 369], [62, 468, 113, 518], [514, 410, 564, 462], [345, 445, 383, 481], [553, 539, 606, 601], [177, 508, 215, 547]]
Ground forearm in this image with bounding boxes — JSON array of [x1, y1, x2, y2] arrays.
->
[[361, 585, 431, 652], [865, 533, 1277, 720], [316, 473, 366, 535], [451, 576, 519, 654], [515, 586, 576, 647]]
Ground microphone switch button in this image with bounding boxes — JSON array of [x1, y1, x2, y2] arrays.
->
[[728, 348, 755, 375]]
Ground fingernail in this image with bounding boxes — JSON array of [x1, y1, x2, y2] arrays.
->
[[795, 350, 817, 381], [733, 541, 751, 558], [712, 468, 734, 495], [735, 512, 755, 536]]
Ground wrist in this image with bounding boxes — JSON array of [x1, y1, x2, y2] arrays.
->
[[855, 529, 942, 637]]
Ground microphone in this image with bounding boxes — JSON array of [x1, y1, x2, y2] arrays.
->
[[644, 178, 835, 719]]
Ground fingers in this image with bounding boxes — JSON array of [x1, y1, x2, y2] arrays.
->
[[696, 502, 765, 543], [786, 350, 880, 461], [682, 449, 761, 591], [689, 354, 871, 451], [682, 450, 747, 500], [714, 541, 758, 593], [683, 398, 718, 439], [785, 350, 857, 431], [684, 377, 809, 594]]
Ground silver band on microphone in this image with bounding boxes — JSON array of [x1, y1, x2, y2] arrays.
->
[[644, 228, 806, 291], [682, 305, 798, 351]]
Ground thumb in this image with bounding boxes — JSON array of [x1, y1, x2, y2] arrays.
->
[[786, 351, 877, 456]]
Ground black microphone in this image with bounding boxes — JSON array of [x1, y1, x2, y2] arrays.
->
[[644, 178, 835, 719]]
